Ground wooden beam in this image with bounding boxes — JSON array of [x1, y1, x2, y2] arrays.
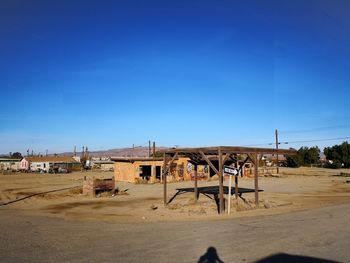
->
[[199, 151, 219, 175], [218, 147, 224, 214], [185, 153, 202, 165], [194, 164, 198, 203], [235, 160, 239, 199], [163, 152, 178, 206], [247, 153, 256, 165], [151, 143, 156, 183], [163, 153, 167, 205], [159, 146, 297, 155], [222, 152, 234, 165], [238, 156, 249, 177], [254, 153, 259, 206], [235, 174, 238, 199], [163, 153, 178, 177]]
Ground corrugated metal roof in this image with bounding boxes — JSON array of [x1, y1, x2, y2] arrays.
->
[[0, 158, 21, 162], [24, 156, 80, 163]]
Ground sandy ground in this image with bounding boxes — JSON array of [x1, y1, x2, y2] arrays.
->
[[1, 203, 349, 262], [1, 167, 350, 262], [1, 167, 350, 223]]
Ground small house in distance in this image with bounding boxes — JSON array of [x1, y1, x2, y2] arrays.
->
[[112, 156, 210, 183], [0, 158, 21, 171], [20, 156, 81, 173]]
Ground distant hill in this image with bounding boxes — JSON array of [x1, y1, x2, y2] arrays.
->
[[58, 146, 169, 157]]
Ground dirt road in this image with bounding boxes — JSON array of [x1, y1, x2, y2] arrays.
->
[[0, 203, 349, 262], [1, 168, 349, 223]]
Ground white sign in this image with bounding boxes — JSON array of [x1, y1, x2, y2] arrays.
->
[[224, 166, 238, 176]]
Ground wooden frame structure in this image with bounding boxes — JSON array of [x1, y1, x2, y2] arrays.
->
[[159, 146, 296, 214]]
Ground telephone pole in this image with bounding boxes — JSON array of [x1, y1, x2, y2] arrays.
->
[[152, 141, 156, 157], [148, 140, 151, 157]]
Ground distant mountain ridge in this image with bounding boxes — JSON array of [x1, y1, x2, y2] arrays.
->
[[58, 146, 169, 157]]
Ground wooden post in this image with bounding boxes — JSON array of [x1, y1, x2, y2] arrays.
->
[[153, 141, 156, 157], [194, 164, 198, 203], [228, 171, 232, 214], [254, 153, 259, 206], [151, 142, 156, 183], [275, 129, 279, 174], [218, 147, 224, 214], [235, 159, 239, 199], [235, 173, 238, 199], [162, 152, 178, 206], [148, 140, 151, 157], [163, 153, 167, 205]]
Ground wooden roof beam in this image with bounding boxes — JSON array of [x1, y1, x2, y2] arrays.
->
[[199, 151, 220, 176], [160, 146, 296, 155]]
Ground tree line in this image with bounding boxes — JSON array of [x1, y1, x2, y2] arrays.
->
[[284, 141, 350, 168]]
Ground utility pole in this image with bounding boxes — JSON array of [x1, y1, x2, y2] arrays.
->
[[275, 129, 279, 174], [74, 146, 76, 157], [148, 140, 151, 157], [151, 141, 156, 182], [152, 141, 156, 157]]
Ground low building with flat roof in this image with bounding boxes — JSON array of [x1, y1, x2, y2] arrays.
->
[[0, 158, 21, 171], [20, 156, 81, 173], [112, 157, 209, 183]]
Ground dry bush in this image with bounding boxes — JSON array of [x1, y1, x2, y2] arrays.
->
[[69, 187, 83, 195], [134, 178, 149, 184], [168, 203, 182, 210], [231, 198, 254, 211]]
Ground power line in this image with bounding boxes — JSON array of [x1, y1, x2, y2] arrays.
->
[[283, 137, 350, 145], [241, 136, 350, 147]]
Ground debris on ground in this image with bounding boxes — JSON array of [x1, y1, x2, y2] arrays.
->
[[167, 203, 182, 210], [150, 204, 158, 210], [112, 188, 129, 196]]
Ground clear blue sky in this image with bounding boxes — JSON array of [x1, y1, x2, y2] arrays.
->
[[1, 0, 350, 154]]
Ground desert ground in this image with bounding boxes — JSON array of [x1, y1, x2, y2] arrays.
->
[[0, 167, 349, 262]]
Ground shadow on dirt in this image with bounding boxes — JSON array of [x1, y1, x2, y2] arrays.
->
[[198, 247, 224, 263], [254, 253, 340, 263]]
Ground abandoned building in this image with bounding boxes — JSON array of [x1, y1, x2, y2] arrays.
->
[[0, 158, 21, 171], [20, 156, 81, 172], [112, 156, 211, 183]]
